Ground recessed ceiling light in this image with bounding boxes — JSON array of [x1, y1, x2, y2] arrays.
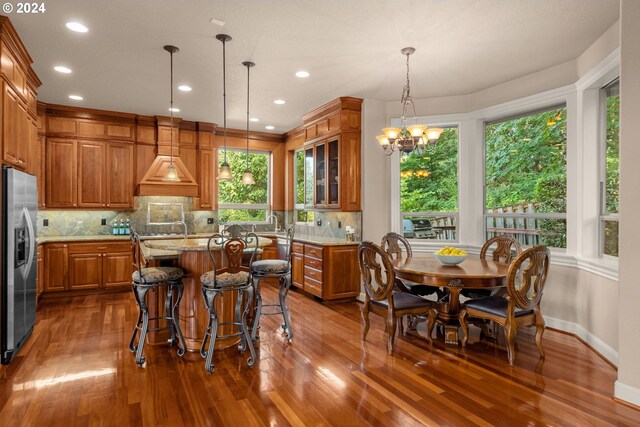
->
[[65, 22, 88, 33], [250, 118, 259, 122], [273, 99, 285, 105], [68, 94, 83, 101], [169, 107, 180, 112], [295, 71, 310, 78], [265, 125, 275, 130], [54, 66, 72, 74], [178, 85, 192, 92]]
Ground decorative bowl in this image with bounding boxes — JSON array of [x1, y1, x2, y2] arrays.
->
[[434, 253, 466, 266]]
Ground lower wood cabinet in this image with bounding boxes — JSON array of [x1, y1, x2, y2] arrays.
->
[[36, 244, 44, 304], [291, 241, 359, 300], [43, 240, 132, 294]]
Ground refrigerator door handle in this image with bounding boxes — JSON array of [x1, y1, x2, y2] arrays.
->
[[23, 207, 35, 277]]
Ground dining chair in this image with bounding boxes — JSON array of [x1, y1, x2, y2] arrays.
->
[[359, 241, 436, 354], [200, 224, 258, 374], [459, 245, 550, 365], [128, 232, 187, 367], [461, 235, 523, 299]]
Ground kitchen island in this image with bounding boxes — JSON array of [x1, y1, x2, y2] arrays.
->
[[141, 236, 273, 351]]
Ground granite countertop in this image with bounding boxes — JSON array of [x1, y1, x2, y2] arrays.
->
[[143, 236, 273, 252], [292, 235, 361, 246], [37, 235, 132, 243]]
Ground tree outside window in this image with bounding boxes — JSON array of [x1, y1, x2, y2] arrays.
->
[[602, 80, 619, 257]]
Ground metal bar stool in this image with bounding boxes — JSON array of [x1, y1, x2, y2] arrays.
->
[[250, 226, 294, 343], [128, 232, 187, 367], [200, 224, 258, 374]]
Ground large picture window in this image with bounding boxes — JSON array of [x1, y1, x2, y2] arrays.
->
[[400, 126, 458, 241], [600, 79, 619, 257], [218, 149, 270, 223], [485, 106, 567, 248]]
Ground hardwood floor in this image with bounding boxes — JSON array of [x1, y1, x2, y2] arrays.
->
[[0, 286, 638, 426]]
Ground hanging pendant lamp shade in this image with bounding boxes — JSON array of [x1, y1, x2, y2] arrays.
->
[[216, 34, 233, 180], [241, 61, 255, 185], [164, 45, 180, 181]]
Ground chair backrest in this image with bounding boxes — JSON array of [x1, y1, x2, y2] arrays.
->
[[206, 224, 259, 276], [506, 245, 550, 310], [358, 241, 395, 303], [480, 235, 522, 264], [380, 232, 412, 260], [130, 231, 144, 281]]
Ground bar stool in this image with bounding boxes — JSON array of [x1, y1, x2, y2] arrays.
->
[[200, 225, 258, 374], [250, 226, 294, 343], [128, 232, 186, 367]]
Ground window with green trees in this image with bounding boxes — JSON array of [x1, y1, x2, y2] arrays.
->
[[400, 127, 458, 240], [485, 106, 567, 248], [218, 149, 270, 223], [601, 79, 619, 257]]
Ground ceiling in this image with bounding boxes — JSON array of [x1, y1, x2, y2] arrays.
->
[[10, 0, 619, 133]]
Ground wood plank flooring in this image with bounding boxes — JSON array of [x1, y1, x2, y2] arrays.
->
[[0, 286, 638, 426]]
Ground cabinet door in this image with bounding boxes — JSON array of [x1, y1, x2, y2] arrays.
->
[[103, 252, 133, 288], [106, 142, 134, 209], [68, 253, 102, 290], [3, 84, 28, 169], [304, 146, 314, 207], [77, 141, 106, 208], [314, 142, 326, 206], [46, 139, 77, 208], [27, 114, 38, 175], [45, 244, 68, 292], [37, 136, 46, 209], [197, 149, 215, 209], [36, 245, 44, 302], [291, 253, 304, 288], [327, 138, 340, 207]]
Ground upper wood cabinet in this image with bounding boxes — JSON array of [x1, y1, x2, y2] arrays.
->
[[46, 138, 78, 208], [106, 142, 134, 209], [3, 83, 29, 169], [78, 140, 105, 207]]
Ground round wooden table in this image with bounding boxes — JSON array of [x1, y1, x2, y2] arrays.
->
[[392, 256, 509, 345]]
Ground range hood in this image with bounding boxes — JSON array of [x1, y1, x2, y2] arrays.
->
[[138, 155, 198, 196]]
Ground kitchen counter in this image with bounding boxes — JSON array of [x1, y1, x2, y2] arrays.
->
[[37, 235, 132, 243]]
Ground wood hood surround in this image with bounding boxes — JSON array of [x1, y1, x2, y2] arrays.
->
[[137, 116, 199, 197]]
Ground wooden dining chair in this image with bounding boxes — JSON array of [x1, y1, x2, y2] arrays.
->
[[459, 245, 550, 365], [359, 241, 436, 354], [461, 235, 522, 299]]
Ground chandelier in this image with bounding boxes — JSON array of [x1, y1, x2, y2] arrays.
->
[[377, 47, 443, 156]]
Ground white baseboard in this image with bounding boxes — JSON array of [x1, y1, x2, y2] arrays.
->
[[615, 381, 640, 407], [544, 316, 618, 365]]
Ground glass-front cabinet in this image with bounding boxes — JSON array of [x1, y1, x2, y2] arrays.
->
[[304, 137, 340, 209]]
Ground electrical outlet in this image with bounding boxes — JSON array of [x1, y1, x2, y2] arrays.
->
[[338, 221, 342, 228], [101, 218, 107, 225], [43, 219, 48, 227], [316, 220, 322, 226], [207, 218, 214, 224]]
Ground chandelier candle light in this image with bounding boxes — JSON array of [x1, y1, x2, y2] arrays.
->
[[377, 47, 444, 156], [241, 61, 255, 185], [217, 34, 233, 180], [164, 45, 180, 181]]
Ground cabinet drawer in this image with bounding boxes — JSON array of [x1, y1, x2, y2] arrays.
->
[[68, 241, 131, 254], [304, 256, 322, 270], [304, 276, 323, 297], [292, 242, 304, 254], [303, 265, 323, 282], [304, 244, 323, 259]]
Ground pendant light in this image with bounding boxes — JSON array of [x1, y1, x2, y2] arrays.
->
[[216, 34, 233, 180], [241, 61, 255, 185], [164, 45, 180, 181]]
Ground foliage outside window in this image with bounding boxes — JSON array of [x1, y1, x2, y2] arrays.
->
[[218, 149, 270, 223], [293, 149, 313, 223], [601, 80, 619, 257], [400, 127, 458, 241], [485, 107, 567, 248]]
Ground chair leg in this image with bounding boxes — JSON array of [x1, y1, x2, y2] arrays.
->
[[426, 308, 437, 345], [135, 306, 149, 367], [534, 309, 545, 359], [459, 309, 469, 347], [386, 313, 397, 354], [241, 285, 257, 367], [504, 317, 517, 366], [202, 289, 219, 374], [171, 283, 186, 357], [361, 302, 370, 341], [251, 276, 263, 343], [279, 274, 293, 342], [165, 285, 175, 345], [128, 308, 142, 352]]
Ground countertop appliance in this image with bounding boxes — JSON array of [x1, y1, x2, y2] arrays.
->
[[1, 166, 37, 364]]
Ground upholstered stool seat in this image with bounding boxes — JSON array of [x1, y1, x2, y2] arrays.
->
[[201, 270, 249, 287], [250, 259, 289, 274], [132, 266, 184, 284]]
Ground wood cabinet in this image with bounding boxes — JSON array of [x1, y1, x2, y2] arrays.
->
[[2, 83, 29, 169], [290, 241, 359, 300], [46, 139, 134, 209], [41, 240, 132, 294], [195, 149, 215, 209], [306, 137, 340, 209], [36, 244, 44, 305]]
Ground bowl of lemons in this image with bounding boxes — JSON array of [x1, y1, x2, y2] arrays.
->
[[434, 246, 467, 265]]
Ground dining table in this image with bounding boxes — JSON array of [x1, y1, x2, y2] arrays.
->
[[391, 255, 510, 345]]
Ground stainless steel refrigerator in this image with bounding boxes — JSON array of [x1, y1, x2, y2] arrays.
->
[[1, 166, 37, 364]]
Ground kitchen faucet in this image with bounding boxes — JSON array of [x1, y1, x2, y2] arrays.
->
[[266, 213, 278, 232], [171, 220, 188, 246]]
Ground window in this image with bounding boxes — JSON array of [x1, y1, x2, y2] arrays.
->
[[485, 106, 567, 248], [293, 149, 313, 223], [217, 149, 270, 223], [400, 126, 458, 241], [600, 79, 619, 257]]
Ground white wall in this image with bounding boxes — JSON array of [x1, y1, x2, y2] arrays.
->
[[616, 0, 640, 407]]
